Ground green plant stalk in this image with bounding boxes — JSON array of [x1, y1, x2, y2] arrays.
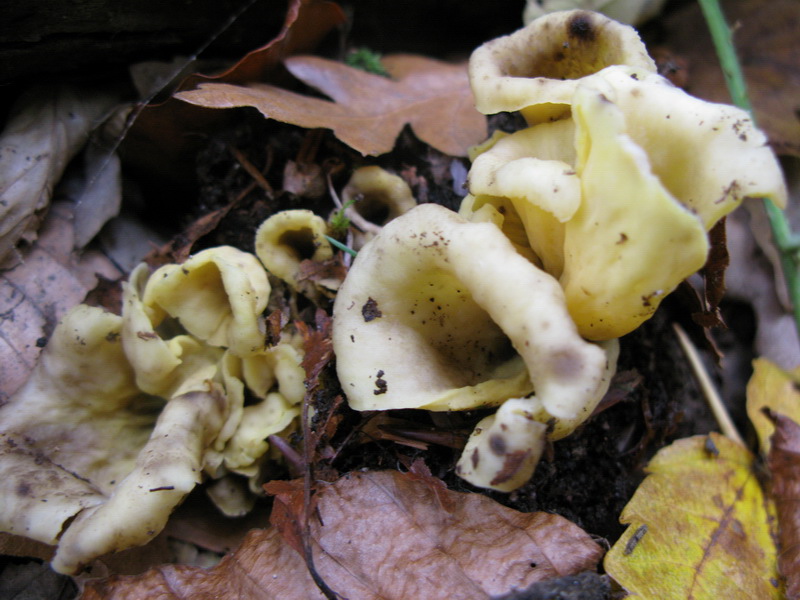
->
[[698, 0, 800, 334], [325, 235, 358, 257]]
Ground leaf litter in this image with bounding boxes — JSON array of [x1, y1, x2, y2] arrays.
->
[[1, 0, 798, 597], [175, 54, 487, 157], [604, 433, 782, 599], [82, 468, 603, 600]]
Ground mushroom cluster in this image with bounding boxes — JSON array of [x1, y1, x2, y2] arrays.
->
[[0, 228, 319, 573], [334, 10, 787, 491]]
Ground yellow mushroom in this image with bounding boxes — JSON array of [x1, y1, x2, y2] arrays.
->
[[143, 246, 270, 357], [340, 166, 417, 246], [465, 120, 577, 276], [333, 204, 617, 490], [464, 63, 787, 339], [254, 209, 334, 295], [468, 10, 655, 124]]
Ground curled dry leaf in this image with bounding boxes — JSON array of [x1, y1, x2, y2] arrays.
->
[[176, 54, 488, 157], [767, 411, 800, 599], [123, 0, 346, 186], [0, 85, 118, 266], [605, 433, 782, 599], [83, 469, 603, 599], [746, 357, 800, 455]]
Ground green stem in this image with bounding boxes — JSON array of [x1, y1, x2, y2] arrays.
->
[[325, 235, 358, 258], [698, 0, 800, 335]]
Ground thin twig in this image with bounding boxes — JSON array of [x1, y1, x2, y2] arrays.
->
[[673, 323, 745, 446], [697, 0, 800, 336]]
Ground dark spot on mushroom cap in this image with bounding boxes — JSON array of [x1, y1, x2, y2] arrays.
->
[[567, 12, 596, 43], [471, 448, 480, 469], [490, 450, 532, 486], [361, 297, 382, 322], [16, 481, 31, 497], [549, 350, 584, 378], [489, 434, 507, 456], [373, 370, 388, 395]]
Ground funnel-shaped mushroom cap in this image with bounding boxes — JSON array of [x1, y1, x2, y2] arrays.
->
[[143, 246, 270, 357], [342, 166, 417, 229], [560, 67, 787, 339], [580, 66, 787, 228], [466, 119, 577, 276], [333, 203, 610, 420], [469, 10, 655, 123], [255, 209, 334, 295], [560, 77, 709, 339]]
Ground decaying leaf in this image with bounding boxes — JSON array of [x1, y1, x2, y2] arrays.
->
[[605, 433, 782, 599], [664, 0, 800, 156], [726, 206, 800, 370], [767, 411, 800, 599], [0, 85, 118, 266], [123, 0, 346, 188], [176, 54, 487, 157], [747, 358, 800, 455], [83, 469, 603, 599], [0, 202, 122, 402]]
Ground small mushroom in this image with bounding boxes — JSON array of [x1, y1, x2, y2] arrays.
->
[[0, 305, 233, 573], [254, 209, 334, 295], [0, 231, 311, 571], [468, 10, 655, 123], [339, 166, 417, 246], [143, 246, 270, 357]]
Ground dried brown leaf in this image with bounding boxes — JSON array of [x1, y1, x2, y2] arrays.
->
[[664, 0, 800, 156], [176, 54, 488, 157], [767, 411, 800, 598], [0, 202, 122, 402], [297, 309, 333, 388], [0, 85, 118, 265], [122, 0, 345, 188], [83, 469, 603, 599]]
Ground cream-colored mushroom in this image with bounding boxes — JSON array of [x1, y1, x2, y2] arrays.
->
[[333, 204, 617, 489], [339, 166, 417, 245], [561, 67, 787, 339], [523, 0, 667, 27], [468, 10, 655, 123], [464, 63, 787, 339], [466, 120, 577, 276], [254, 209, 334, 295], [143, 246, 270, 357], [0, 242, 305, 572], [52, 385, 229, 574], [0, 305, 235, 573]]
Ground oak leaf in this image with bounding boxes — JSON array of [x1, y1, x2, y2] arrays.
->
[[767, 412, 800, 599], [747, 358, 800, 455], [175, 54, 488, 157], [605, 433, 782, 599], [83, 469, 602, 599]]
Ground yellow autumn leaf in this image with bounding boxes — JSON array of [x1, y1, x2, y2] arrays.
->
[[746, 357, 800, 455], [605, 433, 781, 599]]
